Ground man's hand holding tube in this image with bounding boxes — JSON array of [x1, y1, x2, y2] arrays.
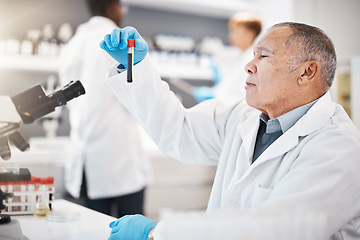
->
[[100, 27, 157, 240], [108, 214, 157, 240], [101, 27, 157, 240], [100, 26, 148, 68]]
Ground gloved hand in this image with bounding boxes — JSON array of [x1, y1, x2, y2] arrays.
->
[[108, 214, 157, 240], [192, 86, 215, 103], [100, 26, 148, 68]]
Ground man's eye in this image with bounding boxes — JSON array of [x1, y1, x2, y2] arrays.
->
[[260, 55, 268, 59]]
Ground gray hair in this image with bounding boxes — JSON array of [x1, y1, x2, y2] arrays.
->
[[270, 22, 337, 87]]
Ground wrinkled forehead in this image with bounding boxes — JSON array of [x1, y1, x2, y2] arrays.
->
[[255, 27, 294, 54]]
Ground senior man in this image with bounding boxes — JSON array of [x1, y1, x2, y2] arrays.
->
[[100, 22, 360, 240]]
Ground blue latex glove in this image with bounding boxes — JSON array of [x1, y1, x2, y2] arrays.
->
[[100, 26, 148, 68], [108, 214, 157, 240], [192, 86, 215, 103]]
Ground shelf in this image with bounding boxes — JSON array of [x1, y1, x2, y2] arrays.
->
[[123, 0, 255, 19], [155, 63, 213, 81], [0, 55, 59, 73], [0, 55, 213, 81]]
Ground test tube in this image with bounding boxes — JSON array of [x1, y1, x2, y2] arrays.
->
[[127, 39, 135, 83], [20, 181, 27, 211], [47, 176, 55, 210]]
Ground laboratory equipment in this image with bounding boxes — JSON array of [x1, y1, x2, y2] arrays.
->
[[11, 80, 85, 124], [33, 178, 50, 217], [41, 75, 63, 138], [0, 80, 85, 159], [46, 210, 79, 222], [0, 164, 30, 240], [10, 176, 56, 214], [127, 39, 135, 83], [57, 23, 74, 55], [38, 24, 59, 56], [0, 80, 85, 239], [20, 35, 33, 56], [26, 29, 42, 55], [0, 79, 86, 211], [153, 33, 195, 52], [57, 23, 74, 44], [1, 176, 55, 216]]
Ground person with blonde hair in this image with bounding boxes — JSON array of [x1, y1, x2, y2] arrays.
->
[[193, 11, 262, 104], [228, 11, 262, 51]]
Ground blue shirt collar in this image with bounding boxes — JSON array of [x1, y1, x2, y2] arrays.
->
[[259, 99, 318, 134]]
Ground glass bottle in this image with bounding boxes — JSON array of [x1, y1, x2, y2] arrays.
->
[[33, 178, 50, 217]]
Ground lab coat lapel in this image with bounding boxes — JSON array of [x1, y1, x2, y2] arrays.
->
[[235, 108, 298, 165], [250, 92, 336, 168], [237, 110, 261, 162], [251, 124, 299, 167], [298, 92, 335, 136]]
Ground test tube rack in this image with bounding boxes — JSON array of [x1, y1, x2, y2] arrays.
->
[[0, 177, 55, 216]]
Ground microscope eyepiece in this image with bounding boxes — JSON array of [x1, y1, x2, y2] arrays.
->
[[48, 80, 86, 107], [62, 80, 86, 100], [11, 80, 85, 123]]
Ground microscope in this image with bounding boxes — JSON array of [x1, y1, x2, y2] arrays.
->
[[0, 80, 85, 239]]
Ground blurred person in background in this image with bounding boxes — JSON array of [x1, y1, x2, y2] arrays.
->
[[193, 11, 262, 104], [58, 0, 152, 217]]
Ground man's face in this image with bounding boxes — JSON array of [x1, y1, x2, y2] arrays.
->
[[244, 27, 300, 118]]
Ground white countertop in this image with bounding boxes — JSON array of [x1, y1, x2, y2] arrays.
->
[[13, 199, 117, 240]]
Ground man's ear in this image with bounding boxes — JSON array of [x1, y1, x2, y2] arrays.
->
[[298, 61, 320, 86]]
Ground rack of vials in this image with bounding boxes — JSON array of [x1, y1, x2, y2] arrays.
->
[[0, 176, 55, 216]]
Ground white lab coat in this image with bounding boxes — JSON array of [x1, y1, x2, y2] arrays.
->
[[106, 55, 360, 239], [58, 17, 152, 199]]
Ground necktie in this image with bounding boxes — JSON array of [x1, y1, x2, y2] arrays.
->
[[252, 119, 283, 163]]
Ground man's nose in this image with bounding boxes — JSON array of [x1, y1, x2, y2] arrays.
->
[[245, 60, 256, 74]]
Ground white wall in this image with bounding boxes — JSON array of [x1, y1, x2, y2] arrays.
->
[[253, 0, 295, 31], [293, 0, 360, 129], [293, 0, 360, 58]]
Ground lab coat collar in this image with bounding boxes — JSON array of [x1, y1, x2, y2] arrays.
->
[[237, 108, 261, 162], [237, 92, 335, 167], [88, 16, 117, 28], [298, 92, 335, 137]]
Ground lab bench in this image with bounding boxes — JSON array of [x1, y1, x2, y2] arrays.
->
[[7, 136, 217, 221], [10, 199, 116, 240]]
